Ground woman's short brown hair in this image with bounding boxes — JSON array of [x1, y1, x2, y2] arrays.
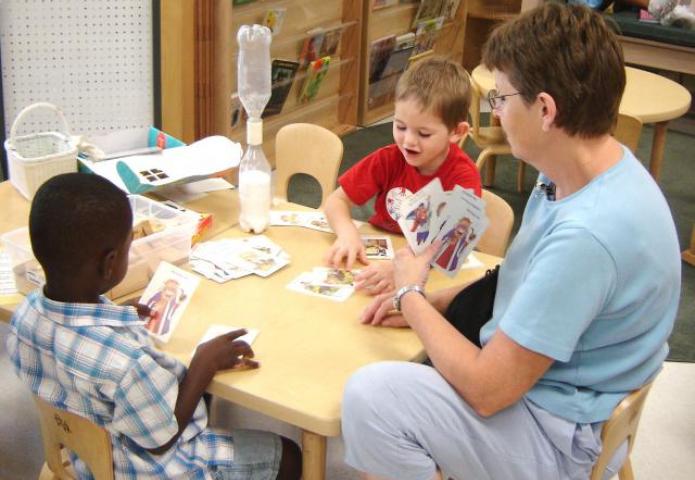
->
[[395, 57, 472, 131], [482, 2, 625, 137]]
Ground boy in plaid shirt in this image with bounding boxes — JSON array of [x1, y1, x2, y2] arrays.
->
[[7, 173, 301, 480]]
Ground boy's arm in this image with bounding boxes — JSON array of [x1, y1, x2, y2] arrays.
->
[[323, 187, 368, 268], [147, 330, 257, 455]]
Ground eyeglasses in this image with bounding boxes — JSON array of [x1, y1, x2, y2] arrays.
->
[[487, 89, 521, 110]]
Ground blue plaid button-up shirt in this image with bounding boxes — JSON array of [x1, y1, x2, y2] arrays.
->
[[7, 290, 236, 479]]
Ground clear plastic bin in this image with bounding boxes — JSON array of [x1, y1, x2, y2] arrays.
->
[[0, 195, 199, 299]]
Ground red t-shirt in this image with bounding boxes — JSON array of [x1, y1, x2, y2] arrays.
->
[[339, 143, 481, 233]]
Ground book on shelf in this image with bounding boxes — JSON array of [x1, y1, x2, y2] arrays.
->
[[233, 0, 257, 5], [638, 9, 658, 23], [368, 35, 397, 83], [441, 0, 461, 20], [299, 56, 332, 103], [299, 28, 326, 67], [263, 59, 300, 117], [372, 0, 399, 10], [320, 26, 342, 58], [263, 8, 287, 35], [412, 0, 445, 28], [413, 17, 445, 55]]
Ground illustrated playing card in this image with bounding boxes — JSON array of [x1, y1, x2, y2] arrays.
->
[[397, 177, 445, 254], [140, 262, 200, 344], [312, 267, 361, 287], [286, 272, 354, 302], [361, 235, 394, 259]]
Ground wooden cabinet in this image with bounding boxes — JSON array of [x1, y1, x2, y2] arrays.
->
[[160, 0, 362, 166], [358, 1, 467, 125]]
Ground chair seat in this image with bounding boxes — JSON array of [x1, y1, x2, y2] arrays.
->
[[473, 126, 507, 145]]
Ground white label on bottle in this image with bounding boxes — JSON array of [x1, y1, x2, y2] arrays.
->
[[239, 170, 271, 233]]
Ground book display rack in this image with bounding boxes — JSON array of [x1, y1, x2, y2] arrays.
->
[[161, 0, 362, 167], [359, 0, 467, 126]]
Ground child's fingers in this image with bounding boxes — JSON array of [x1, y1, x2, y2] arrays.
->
[[232, 358, 260, 371], [231, 341, 255, 359], [223, 329, 248, 341]]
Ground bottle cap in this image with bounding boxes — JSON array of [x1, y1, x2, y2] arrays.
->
[[247, 118, 263, 146]]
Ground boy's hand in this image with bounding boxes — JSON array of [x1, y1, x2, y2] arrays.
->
[[360, 291, 409, 328], [354, 261, 395, 295], [325, 231, 368, 269], [195, 329, 259, 372], [119, 298, 152, 320]]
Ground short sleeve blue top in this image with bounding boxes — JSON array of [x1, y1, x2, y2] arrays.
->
[[480, 148, 681, 423]]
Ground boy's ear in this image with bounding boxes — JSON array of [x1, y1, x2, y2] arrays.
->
[[449, 121, 470, 144], [99, 249, 119, 281]]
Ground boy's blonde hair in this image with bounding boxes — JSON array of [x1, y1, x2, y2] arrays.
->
[[395, 57, 472, 131]]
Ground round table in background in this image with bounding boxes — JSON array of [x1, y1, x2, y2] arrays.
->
[[471, 65, 692, 182]]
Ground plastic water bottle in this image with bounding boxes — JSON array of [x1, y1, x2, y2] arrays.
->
[[237, 24, 272, 233]]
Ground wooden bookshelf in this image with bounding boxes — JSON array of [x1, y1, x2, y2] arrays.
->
[[358, 1, 467, 126], [160, 0, 362, 167]]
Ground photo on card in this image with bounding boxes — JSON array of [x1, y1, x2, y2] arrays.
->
[[431, 214, 489, 278], [286, 272, 354, 301], [361, 235, 394, 259], [140, 262, 200, 343], [397, 177, 445, 254], [312, 267, 361, 287]]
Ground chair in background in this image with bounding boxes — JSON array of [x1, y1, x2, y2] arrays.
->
[[476, 189, 514, 257], [35, 396, 114, 480], [274, 123, 344, 209], [613, 113, 643, 153], [590, 382, 655, 480]]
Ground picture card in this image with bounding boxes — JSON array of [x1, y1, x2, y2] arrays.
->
[[397, 177, 446, 254], [361, 235, 394, 259], [286, 272, 354, 302], [311, 267, 361, 287], [140, 262, 200, 343], [263, 7, 286, 35]]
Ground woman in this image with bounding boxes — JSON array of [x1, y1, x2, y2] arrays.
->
[[341, 4, 681, 480]]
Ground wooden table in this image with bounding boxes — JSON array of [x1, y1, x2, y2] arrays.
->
[[471, 65, 692, 181], [0, 180, 502, 479]]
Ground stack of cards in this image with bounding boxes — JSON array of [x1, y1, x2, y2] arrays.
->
[[140, 262, 200, 344], [286, 267, 361, 302], [397, 178, 488, 277], [190, 236, 290, 283]]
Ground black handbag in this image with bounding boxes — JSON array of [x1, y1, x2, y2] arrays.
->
[[443, 265, 500, 348]]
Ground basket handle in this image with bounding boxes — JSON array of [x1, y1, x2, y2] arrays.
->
[[9, 102, 71, 141]]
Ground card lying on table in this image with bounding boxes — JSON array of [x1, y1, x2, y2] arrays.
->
[[140, 262, 200, 344], [286, 272, 355, 302], [361, 235, 394, 259]]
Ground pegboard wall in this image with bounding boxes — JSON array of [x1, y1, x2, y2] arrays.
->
[[0, 0, 154, 139]]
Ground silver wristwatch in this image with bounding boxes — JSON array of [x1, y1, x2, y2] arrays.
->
[[392, 284, 426, 312]]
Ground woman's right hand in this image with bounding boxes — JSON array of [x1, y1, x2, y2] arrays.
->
[[360, 291, 409, 328], [194, 329, 259, 372], [325, 231, 368, 269]]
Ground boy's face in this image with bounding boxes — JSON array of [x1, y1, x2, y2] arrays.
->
[[393, 99, 461, 176]]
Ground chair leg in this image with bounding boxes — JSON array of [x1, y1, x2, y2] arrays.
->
[[618, 457, 634, 480], [516, 162, 526, 192], [484, 157, 497, 187]]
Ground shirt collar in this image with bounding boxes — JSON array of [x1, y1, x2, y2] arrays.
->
[[29, 290, 146, 328]]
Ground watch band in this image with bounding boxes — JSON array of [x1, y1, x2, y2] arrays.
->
[[392, 284, 426, 312]]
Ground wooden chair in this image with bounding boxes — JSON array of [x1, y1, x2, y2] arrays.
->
[[274, 123, 344, 209], [613, 113, 643, 154], [476, 189, 514, 257], [35, 396, 114, 480], [589, 382, 655, 480]]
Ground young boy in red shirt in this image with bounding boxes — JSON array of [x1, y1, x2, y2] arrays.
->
[[324, 57, 482, 294]]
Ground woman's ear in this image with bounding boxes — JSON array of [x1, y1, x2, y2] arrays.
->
[[450, 121, 470, 144], [537, 92, 557, 132]]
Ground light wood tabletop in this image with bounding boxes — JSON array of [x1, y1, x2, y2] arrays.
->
[[0, 179, 502, 479], [471, 64, 692, 181]]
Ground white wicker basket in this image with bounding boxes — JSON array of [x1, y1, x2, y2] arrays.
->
[[4, 102, 78, 199]]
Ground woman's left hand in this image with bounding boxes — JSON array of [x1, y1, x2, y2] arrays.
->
[[392, 241, 441, 291]]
